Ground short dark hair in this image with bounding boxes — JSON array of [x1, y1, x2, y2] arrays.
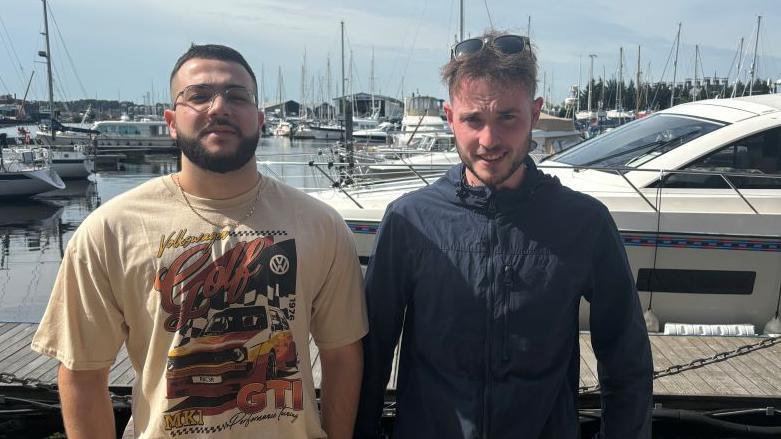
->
[[441, 30, 538, 98], [169, 44, 258, 102]]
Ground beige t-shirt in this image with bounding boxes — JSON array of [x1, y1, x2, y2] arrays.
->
[[32, 174, 368, 438]]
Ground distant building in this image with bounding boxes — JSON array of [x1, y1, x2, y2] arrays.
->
[[264, 100, 301, 118], [332, 93, 403, 119], [312, 102, 337, 120]]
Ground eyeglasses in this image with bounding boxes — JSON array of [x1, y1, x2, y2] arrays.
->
[[451, 34, 529, 60], [173, 84, 257, 112]]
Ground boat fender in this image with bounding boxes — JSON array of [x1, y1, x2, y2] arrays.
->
[[763, 315, 781, 336], [644, 309, 660, 333]]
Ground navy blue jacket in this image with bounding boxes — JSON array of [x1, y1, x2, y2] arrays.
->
[[356, 158, 653, 438]]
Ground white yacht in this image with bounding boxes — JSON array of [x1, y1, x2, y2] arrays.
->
[[307, 118, 381, 140], [307, 95, 781, 332], [14, 128, 93, 179], [392, 95, 449, 147], [37, 116, 175, 150]]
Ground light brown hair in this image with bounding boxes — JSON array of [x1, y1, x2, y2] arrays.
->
[[441, 30, 538, 99]]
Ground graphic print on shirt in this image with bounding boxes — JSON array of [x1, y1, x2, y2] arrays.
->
[[154, 229, 302, 434]]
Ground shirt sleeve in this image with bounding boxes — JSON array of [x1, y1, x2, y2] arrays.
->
[[31, 226, 127, 370], [585, 208, 653, 439], [355, 205, 410, 438], [309, 214, 368, 350]]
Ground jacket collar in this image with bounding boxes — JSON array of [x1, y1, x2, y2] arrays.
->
[[445, 156, 556, 209]]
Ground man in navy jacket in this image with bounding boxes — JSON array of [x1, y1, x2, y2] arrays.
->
[[356, 30, 653, 438]]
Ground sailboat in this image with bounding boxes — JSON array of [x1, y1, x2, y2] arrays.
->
[[0, 136, 65, 197], [30, 0, 94, 179]]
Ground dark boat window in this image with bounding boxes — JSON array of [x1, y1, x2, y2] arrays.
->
[[660, 126, 781, 189], [549, 114, 723, 168], [637, 268, 755, 294]]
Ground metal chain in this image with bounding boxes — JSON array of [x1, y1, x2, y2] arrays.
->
[[0, 371, 132, 405], [4, 337, 781, 403], [578, 335, 781, 395]]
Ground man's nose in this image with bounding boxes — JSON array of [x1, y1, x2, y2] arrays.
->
[[207, 93, 230, 115], [478, 123, 499, 148]]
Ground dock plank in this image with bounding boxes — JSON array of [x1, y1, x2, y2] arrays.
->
[[684, 336, 751, 396], [653, 335, 718, 395], [706, 336, 776, 396], [578, 333, 599, 388], [3, 322, 781, 407]]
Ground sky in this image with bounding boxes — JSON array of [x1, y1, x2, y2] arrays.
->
[[1, 0, 780, 108]]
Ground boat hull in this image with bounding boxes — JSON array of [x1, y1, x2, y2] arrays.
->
[[334, 208, 781, 332], [0, 168, 66, 197], [50, 149, 93, 179]]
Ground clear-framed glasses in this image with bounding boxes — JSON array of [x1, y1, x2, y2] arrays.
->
[[173, 84, 257, 112], [451, 34, 529, 60]]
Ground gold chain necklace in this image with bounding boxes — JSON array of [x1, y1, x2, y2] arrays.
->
[[173, 173, 261, 229]]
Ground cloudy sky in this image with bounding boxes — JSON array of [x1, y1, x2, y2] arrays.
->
[[1, 0, 780, 107]]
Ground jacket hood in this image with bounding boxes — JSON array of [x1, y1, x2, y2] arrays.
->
[[444, 155, 561, 209]]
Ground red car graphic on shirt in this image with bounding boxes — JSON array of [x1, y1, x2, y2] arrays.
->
[[165, 305, 297, 399]]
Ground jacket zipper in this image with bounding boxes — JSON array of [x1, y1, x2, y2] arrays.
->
[[482, 196, 496, 439], [502, 264, 511, 362]]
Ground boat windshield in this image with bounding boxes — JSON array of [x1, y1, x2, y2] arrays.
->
[[548, 114, 724, 168]]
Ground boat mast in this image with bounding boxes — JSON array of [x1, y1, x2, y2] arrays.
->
[[731, 37, 744, 98], [617, 47, 623, 116], [749, 15, 761, 96], [341, 21, 346, 119], [693, 44, 700, 101], [636, 46, 642, 114], [670, 22, 681, 108], [300, 49, 307, 118], [260, 64, 265, 112], [587, 54, 596, 115], [370, 47, 375, 117], [42, 0, 55, 138], [459, 0, 464, 41]]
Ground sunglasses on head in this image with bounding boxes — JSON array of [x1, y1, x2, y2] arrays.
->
[[451, 34, 529, 60]]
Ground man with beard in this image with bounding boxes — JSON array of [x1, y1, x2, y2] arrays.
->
[[33, 44, 367, 439], [356, 31, 653, 438]]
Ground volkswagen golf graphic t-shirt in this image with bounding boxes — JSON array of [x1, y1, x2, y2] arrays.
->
[[32, 175, 368, 438]]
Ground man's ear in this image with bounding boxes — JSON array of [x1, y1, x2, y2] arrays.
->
[[531, 97, 543, 127], [444, 101, 454, 128], [164, 109, 177, 140], [258, 110, 265, 130]]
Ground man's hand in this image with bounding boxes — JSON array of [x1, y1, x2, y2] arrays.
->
[[58, 364, 115, 439], [319, 340, 363, 439]]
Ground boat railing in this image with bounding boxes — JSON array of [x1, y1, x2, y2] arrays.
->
[[0, 147, 52, 173], [550, 165, 781, 215], [255, 158, 781, 214]]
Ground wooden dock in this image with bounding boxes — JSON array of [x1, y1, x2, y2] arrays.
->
[[3, 322, 781, 409]]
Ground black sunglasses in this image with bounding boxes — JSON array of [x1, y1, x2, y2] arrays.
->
[[451, 35, 529, 60]]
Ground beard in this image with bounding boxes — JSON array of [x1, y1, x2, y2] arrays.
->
[[177, 120, 260, 174], [458, 131, 533, 189]]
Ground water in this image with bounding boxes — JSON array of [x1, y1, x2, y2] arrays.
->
[[0, 136, 342, 323]]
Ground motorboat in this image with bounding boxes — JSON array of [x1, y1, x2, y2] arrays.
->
[[391, 95, 449, 147], [533, 113, 583, 155], [14, 128, 93, 179], [273, 121, 293, 137], [37, 116, 175, 150], [307, 118, 381, 141], [367, 133, 458, 178], [353, 122, 396, 144], [307, 94, 781, 333]]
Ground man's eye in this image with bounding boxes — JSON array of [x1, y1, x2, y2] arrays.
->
[[187, 93, 212, 103], [227, 91, 253, 103]]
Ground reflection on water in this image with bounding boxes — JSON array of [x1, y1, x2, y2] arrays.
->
[[0, 137, 337, 322]]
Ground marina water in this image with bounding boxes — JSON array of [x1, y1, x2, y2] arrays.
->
[[0, 134, 338, 322]]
